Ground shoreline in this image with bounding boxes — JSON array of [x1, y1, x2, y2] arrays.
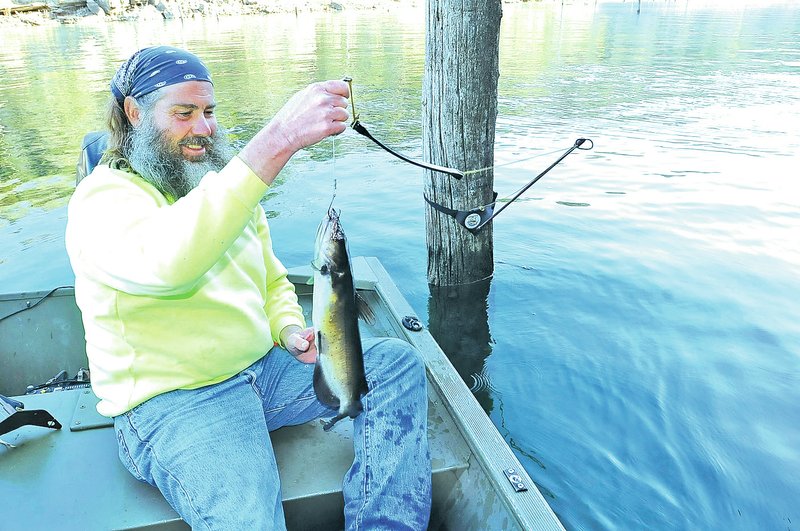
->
[[0, 0, 425, 27], [0, 0, 557, 27]]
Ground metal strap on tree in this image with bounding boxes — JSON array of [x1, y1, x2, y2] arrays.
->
[[425, 138, 593, 233]]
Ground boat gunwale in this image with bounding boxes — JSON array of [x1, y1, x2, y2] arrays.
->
[[290, 256, 565, 531]]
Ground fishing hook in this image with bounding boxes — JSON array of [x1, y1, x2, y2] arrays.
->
[[424, 138, 594, 234]]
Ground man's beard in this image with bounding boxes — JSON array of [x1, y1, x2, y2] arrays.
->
[[127, 114, 236, 200]]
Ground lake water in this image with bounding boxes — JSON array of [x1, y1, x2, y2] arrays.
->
[[1, 1, 799, 529]]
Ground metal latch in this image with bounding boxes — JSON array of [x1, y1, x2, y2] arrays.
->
[[503, 467, 528, 492], [402, 315, 423, 332]]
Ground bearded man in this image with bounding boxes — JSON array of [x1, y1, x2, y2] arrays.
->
[[65, 46, 431, 530]]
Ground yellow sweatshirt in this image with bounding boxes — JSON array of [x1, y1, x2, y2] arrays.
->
[[65, 156, 305, 417]]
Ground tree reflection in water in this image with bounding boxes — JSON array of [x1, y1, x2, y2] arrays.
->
[[427, 277, 494, 414]]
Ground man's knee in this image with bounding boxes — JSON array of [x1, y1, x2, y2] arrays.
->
[[363, 337, 426, 386]]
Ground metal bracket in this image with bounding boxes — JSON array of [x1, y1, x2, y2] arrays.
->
[[0, 394, 62, 438], [503, 467, 528, 492], [402, 315, 424, 332], [70, 389, 112, 432]]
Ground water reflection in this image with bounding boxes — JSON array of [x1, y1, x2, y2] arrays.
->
[[0, 9, 428, 224], [427, 278, 494, 413], [2, 3, 800, 529]]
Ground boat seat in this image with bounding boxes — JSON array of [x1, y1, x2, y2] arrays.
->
[[76, 131, 108, 185]]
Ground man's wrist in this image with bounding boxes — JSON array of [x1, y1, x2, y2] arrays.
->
[[279, 324, 302, 349], [238, 123, 296, 186]]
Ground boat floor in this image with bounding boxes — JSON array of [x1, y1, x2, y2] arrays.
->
[[2, 381, 471, 530]]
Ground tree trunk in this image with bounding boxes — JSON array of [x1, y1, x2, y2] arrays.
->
[[423, 0, 502, 286]]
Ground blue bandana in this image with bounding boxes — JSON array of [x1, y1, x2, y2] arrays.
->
[[111, 46, 213, 106]]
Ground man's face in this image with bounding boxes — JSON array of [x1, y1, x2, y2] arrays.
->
[[148, 80, 218, 162], [127, 80, 235, 199]]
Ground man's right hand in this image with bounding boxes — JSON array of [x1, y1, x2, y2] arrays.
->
[[239, 80, 351, 186], [271, 80, 350, 153]]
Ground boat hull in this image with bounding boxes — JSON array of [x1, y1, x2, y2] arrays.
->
[[0, 257, 563, 531]]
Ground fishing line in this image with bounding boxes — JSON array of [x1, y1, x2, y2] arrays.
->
[[330, 134, 337, 208], [351, 115, 581, 179], [350, 120, 465, 178], [462, 146, 569, 176], [425, 138, 594, 234], [341, 78, 594, 233], [344, 76, 463, 179], [344, 78, 578, 179], [314, 139, 338, 273], [331, 130, 336, 176]]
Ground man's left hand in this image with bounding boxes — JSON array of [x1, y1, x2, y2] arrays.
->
[[280, 325, 317, 364]]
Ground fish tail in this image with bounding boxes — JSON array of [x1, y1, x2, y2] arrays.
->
[[322, 413, 348, 432]]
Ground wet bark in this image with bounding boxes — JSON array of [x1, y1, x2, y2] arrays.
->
[[423, 0, 502, 286]]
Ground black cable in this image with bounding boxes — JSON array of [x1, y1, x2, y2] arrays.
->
[[0, 286, 74, 323]]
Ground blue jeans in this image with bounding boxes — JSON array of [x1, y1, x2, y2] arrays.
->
[[114, 337, 431, 530]]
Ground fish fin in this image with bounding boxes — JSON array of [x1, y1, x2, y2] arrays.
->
[[322, 413, 348, 432], [311, 259, 329, 274], [356, 292, 375, 324], [313, 362, 340, 409]]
